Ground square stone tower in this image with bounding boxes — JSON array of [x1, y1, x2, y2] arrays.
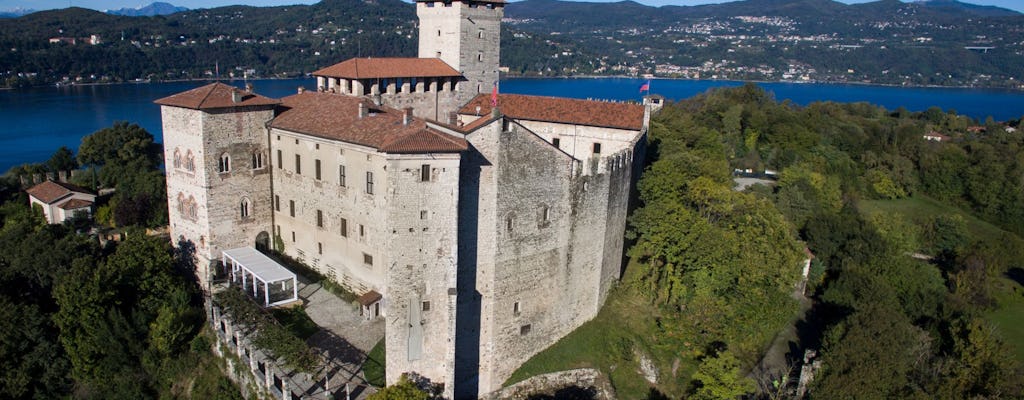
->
[[156, 83, 278, 287], [417, 0, 503, 107]]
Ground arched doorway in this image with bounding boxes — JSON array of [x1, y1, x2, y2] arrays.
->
[[255, 231, 270, 253]]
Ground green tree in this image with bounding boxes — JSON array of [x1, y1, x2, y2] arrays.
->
[[46, 146, 77, 172], [691, 350, 755, 400], [367, 375, 430, 400]]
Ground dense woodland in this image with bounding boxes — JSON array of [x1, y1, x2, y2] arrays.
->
[[620, 84, 1024, 398], [0, 124, 242, 399]]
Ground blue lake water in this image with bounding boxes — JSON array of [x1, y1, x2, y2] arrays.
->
[[1, 77, 1022, 172]]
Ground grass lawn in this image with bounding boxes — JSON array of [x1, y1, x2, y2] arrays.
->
[[505, 261, 697, 399], [988, 276, 1024, 363], [858, 195, 1007, 243], [270, 306, 320, 341], [363, 339, 386, 387]]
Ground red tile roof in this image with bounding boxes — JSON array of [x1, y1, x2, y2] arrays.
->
[[270, 92, 468, 154], [357, 290, 382, 306], [26, 181, 93, 204], [57, 198, 93, 210], [459, 94, 645, 131], [154, 82, 279, 110], [312, 58, 461, 79]]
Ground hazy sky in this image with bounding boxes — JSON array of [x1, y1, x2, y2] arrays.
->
[[3, 0, 1022, 13]]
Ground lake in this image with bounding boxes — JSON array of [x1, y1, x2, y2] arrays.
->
[[1, 77, 1022, 172]]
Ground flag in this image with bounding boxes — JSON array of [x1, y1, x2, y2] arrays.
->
[[490, 82, 499, 107], [639, 80, 650, 93]]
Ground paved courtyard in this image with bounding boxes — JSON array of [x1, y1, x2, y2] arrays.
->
[[294, 276, 385, 399]]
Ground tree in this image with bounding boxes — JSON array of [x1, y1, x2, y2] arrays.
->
[[367, 375, 430, 400], [46, 146, 77, 172], [691, 350, 755, 400]]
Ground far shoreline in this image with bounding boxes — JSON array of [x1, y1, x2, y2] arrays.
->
[[10, 74, 1023, 93]]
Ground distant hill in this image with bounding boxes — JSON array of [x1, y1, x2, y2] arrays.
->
[[0, 0, 1022, 88], [0, 8, 35, 18], [106, 2, 188, 17], [913, 0, 1021, 17]]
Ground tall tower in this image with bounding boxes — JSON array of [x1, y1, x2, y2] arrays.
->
[[417, 0, 503, 107], [156, 83, 278, 285]]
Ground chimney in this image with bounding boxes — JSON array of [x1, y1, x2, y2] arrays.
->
[[403, 108, 413, 126], [245, 82, 253, 93], [231, 89, 242, 103], [297, 86, 306, 94], [358, 103, 367, 119]]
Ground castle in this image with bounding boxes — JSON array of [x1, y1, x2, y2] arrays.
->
[[156, 0, 651, 397]]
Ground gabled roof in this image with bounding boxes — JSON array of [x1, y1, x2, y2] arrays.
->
[[26, 181, 94, 204], [154, 82, 279, 110], [57, 198, 93, 210], [270, 92, 468, 154], [459, 94, 645, 131], [312, 58, 462, 80]]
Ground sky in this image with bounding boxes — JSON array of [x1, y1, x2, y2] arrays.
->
[[2, 0, 1022, 13]]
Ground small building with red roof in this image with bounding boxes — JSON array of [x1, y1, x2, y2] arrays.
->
[[26, 180, 96, 224]]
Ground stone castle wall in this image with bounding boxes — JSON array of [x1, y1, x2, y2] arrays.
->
[[269, 128, 390, 295], [417, 0, 502, 108], [163, 105, 215, 280], [382, 154, 462, 397]]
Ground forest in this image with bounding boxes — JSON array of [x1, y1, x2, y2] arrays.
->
[[511, 84, 1024, 399], [0, 124, 240, 399]]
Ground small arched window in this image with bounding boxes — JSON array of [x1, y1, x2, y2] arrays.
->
[[218, 153, 231, 173], [240, 198, 251, 218], [251, 151, 264, 169], [176, 193, 185, 215], [173, 148, 182, 169], [186, 196, 198, 221], [185, 151, 196, 172]]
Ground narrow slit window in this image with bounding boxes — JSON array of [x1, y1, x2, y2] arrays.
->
[[339, 165, 347, 187], [315, 159, 322, 180], [421, 164, 431, 182]]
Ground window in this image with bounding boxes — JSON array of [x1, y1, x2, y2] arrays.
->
[[339, 165, 346, 187], [513, 301, 521, 316], [520, 324, 531, 335], [295, 154, 301, 174], [420, 210, 428, 220], [422, 301, 431, 311], [277, 150, 282, 169], [252, 151, 264, 169], [186, 151, 195, 172], [552, 138, 560, 148], [363, 253, 373, 266], [315, 159, 322, 180], [478, 31, 483, 39], [316, 210, 323, 228], [318, 242, 323, 255], [593, 142, 602, 154], [421, 164, 431, 182], [240, 198, 250, 218], [219, 153, 230, 173], [340, 218, 348, 237], [437, 29, 441, 37], [173, 149, 182, 169], [506, 216, 514, 232], [291, 231, 295, 242], [542, 206, 550, 222], [359, 224, 365, 238], [435, 51, 441, 58], [366, 171, 374, 194], [289, 200, 295, 217], [274, 195, 280, 211], [477, 53, 482, 62]]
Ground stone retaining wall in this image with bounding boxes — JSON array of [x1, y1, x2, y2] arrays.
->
[[484, 369, 616, 400]]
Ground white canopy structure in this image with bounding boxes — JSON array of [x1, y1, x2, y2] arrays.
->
[[223, 247, 298, 307]]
